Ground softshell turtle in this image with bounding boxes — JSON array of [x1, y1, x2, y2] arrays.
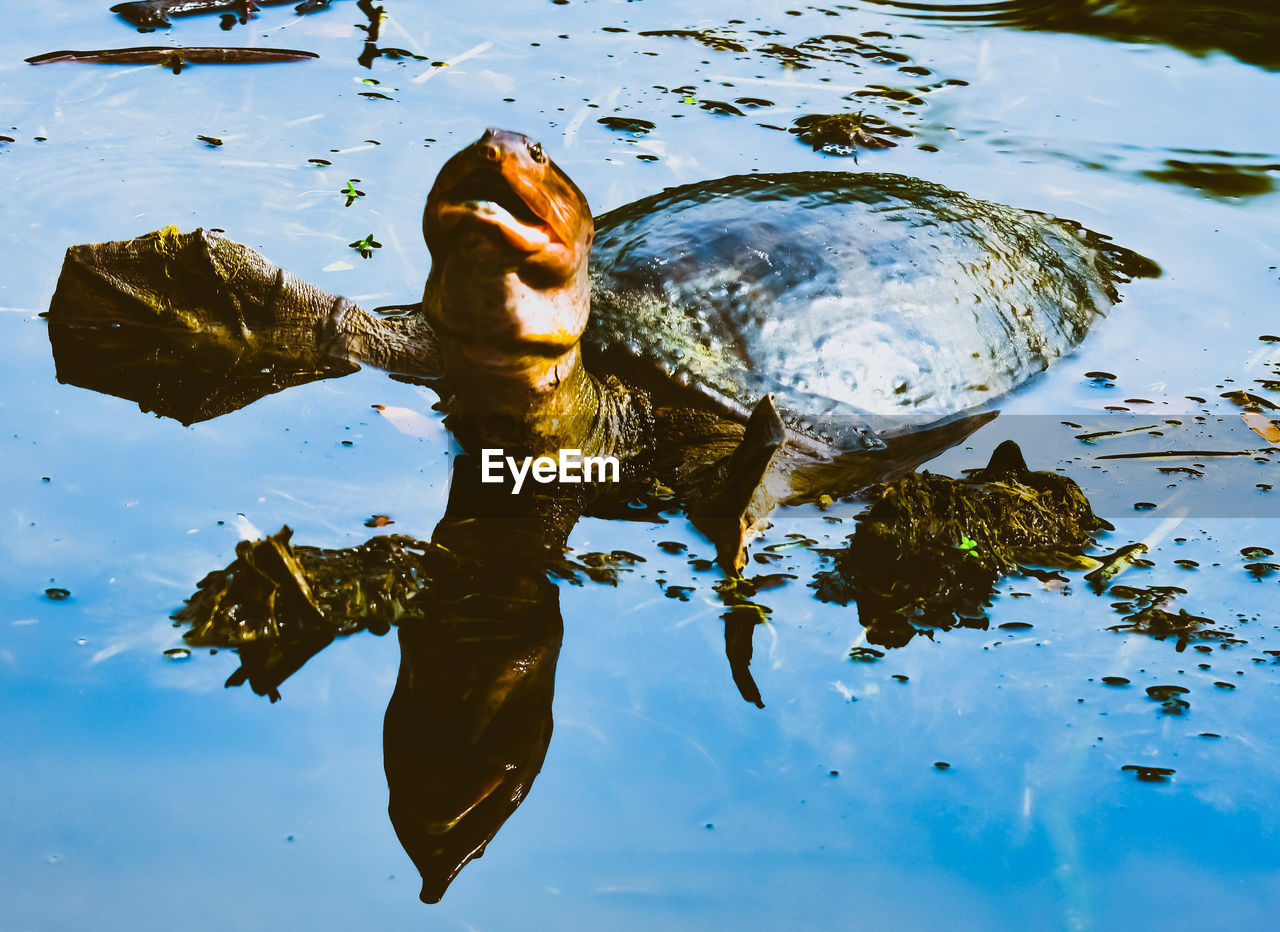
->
[[585, 171, 1157, 447], [422, 128, 1154, 570], [46, 127, 1153, 573]]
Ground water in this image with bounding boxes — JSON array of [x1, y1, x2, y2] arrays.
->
[[2, 1, 1279, 928]]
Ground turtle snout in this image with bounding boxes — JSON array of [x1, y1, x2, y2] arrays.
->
[[477, 127, 526, 162]]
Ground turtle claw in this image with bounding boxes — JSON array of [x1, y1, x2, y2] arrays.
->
[[690, 393, 787, 574]]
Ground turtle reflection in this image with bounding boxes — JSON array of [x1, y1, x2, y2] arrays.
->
[[177, 455, 588, 903]]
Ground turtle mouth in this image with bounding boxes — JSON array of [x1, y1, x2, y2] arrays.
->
[[437, 167, 558, 253]]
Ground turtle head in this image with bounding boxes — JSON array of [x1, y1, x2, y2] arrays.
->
[[423, 129, 593, 361]]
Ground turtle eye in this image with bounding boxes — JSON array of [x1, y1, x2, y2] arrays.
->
[[528, 141, 546, 163]]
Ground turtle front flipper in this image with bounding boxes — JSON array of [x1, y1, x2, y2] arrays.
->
[[688, 394, 788, 574]]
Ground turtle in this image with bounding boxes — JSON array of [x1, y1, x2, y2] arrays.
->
[[420, 127, 1156, 570], [47, 127, 1156, 572]]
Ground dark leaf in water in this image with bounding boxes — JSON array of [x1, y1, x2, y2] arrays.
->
[[699, 100, 745, 116], [597, 116, 657, 135], [1121, 765, 1175, 782]]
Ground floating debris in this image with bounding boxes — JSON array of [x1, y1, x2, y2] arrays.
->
[[1076, 424, 1159, 442], [348, 233, 381, 257], [1110, 602, 1242, 651], [342, 180, 365, 206], [574, 549, 646, 586], [111, 0, 336, 30], [764, 535, 817, 553], [790, 112, 912, 154], [26, 46, 319, 74], [814, 441, 1109, 646], [1145, 684, 1190, 714], [597, 116, 657, 135], [45, 587, 71, 600], [1083, 543, 1149, 593], [1121, 765, 1175, 782]]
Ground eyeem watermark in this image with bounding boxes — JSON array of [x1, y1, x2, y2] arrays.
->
[[481, 448, 620, 493]]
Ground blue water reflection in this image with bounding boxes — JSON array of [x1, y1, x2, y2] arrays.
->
[[2, 0, 1279, 928]]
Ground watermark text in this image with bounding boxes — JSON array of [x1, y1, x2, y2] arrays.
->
[[481, 448, 620, 493]]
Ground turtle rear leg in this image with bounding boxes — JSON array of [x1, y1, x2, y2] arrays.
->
[[689, 394, 787, 575]]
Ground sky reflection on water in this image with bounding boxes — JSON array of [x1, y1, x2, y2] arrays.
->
[[2, 1, 1279, 928]]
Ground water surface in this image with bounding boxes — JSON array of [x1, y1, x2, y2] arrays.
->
[[2, 1, 1279, 928]]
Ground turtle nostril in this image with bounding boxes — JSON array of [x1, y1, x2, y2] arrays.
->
[[480, 144, 501, 162]]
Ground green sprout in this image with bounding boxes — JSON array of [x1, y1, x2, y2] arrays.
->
[[349, 233, 381, 258], [682, 95, 697, 105], [342, 179, 365, 206], [957, 535, 979, 554]]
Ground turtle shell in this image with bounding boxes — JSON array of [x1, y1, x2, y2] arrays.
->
[[583, 171, 1157, 452]]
